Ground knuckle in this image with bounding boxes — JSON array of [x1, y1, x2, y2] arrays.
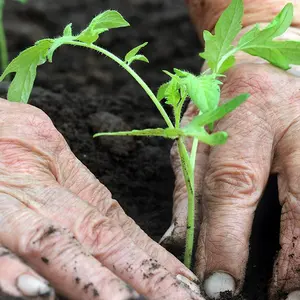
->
[[105, 200, 136, 233], [223, 65, 273, 98], [25, 114, 63, 147], [204, 162, 260, 202], [20, 221, 71, 260], [77, 209, 125, 255]]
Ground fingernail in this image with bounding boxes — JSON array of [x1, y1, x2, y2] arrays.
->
[[203, 272, 235, 299], [16, 274, 52, 297], [176, 274, 200, 295], [287, 291, 300, 299], [159, 223, 175, 244]]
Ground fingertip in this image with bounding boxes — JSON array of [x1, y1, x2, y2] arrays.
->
[[203, 272, 235, 299], [287, 291, 300, 300], [16, 274, 53, 297]]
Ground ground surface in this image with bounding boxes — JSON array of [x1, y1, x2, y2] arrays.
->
[[1, 0, 282, 299]]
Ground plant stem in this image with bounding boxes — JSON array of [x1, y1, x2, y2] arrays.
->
[[0, 0, 8, 75], [67, 41, 174, 129], [178, 138, 195, 268]]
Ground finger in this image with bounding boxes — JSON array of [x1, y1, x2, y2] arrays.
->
[[55, 145, 199, 283], [0, 246, 55, 299], [270, 121, 300, 299], [0, 100, 198, 283], [160, 103, 209, 255], [196, 73, 274, 299], [20, 184, 203, 299], [0, 194, 142, 300]]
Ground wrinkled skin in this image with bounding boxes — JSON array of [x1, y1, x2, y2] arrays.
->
[[161, 23, 300, 299], [0, 100, 204, 300]]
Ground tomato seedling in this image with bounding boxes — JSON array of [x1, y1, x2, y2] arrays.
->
[[1, 0, 300, 268], [0, 0, 27, 73]]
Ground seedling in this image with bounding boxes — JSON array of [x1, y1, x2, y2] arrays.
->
[[0, 0, 27, 73], [1, 0, 300, 269]]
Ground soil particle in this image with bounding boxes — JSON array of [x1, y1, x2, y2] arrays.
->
[[75, 277, 81, 284], [41, 257, 49, 264]]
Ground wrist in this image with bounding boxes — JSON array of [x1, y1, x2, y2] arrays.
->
[[187, 0, 300, 41]]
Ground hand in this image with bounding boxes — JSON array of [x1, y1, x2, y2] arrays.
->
[[0, 99, 204, 300], [161, 27, 300, 299]]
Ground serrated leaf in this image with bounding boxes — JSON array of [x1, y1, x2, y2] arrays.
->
[[94, 128, 181, 139], [238, 3, 294, 69], [165, 77, 180, 106], [0, 39, 53, 103], [173, 68, 189, 77], [63, 23, 73, 36], [183, 93, 249, 131], [157, 82, 169, 101], [77, 10, 129, 44], [199, 0, 243, 72], [126, 54, 149, 65], [218, 55, 236, 73], [93, 10, 130, 29], [125, 42, 148, 64], [185, 74, 222, 113]]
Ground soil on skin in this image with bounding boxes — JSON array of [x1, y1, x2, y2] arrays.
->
[[1, 0, 282, 299]]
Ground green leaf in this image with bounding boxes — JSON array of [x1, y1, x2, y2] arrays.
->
[[165, 77, 181, 107], [77, 10, 129, 44], [47, 36, 76, 62], [183, 93, 249, 130], [199, 0, 243, 72], [16, 0, 27, 3], [126, 54, 149, 65], [63, 23, 73, 36], [238, 3, 294, 69], [157, 82, 169, 101], [185, 74, 222, 113], [173, 68, 189, 77], [93, 127, 227, 143], [125, 42, 149, 65], [0, 39, 53, 103], [185, 127, 228, 146], [94, 128, 182, 139]]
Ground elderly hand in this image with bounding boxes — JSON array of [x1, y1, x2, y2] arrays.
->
[[160, 1, 300, 299], [0, 99, 204, 300]]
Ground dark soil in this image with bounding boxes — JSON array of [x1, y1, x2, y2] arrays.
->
[[0, 0, 282, 299]]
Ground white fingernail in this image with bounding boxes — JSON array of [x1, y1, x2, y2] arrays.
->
[[159, 223, 175, 244], [16, 274, 51, 297], [287, 291, 300, 299], [176, 274, 200, 295], [203, 272, 235, 299]]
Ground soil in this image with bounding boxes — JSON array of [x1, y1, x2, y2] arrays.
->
[[0, 0, 282, 299]]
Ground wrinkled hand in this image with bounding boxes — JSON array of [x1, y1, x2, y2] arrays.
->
[[161, 28, 300, 300], [0, 99, 203, 300]]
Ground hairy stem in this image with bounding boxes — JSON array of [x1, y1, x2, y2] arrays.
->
[[0, 0, 8, 75], [178, 138, 195, 268], [67, 41, 174, 129]]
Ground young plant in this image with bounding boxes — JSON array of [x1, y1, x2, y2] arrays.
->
[[1, 0, 300, 269], [0, 0, 27, 74]]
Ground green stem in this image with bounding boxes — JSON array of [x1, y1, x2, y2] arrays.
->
[[0, 0, 8, 75], [190, 138, 199, 172], [178, 138, 195, 268], [67, 41, 174, 129]]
